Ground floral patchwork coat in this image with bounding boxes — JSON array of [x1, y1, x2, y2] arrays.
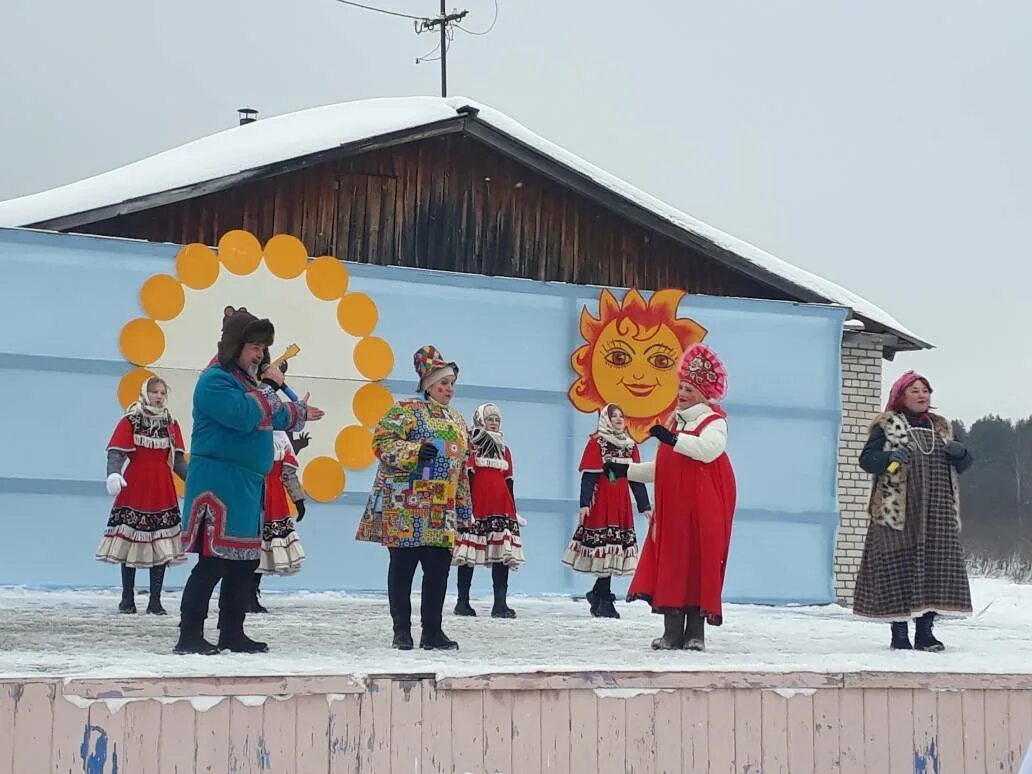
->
[[356, 399, 472, 549]]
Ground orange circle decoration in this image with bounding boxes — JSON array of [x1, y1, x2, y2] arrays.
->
[[117, 367, 156, 409], [264, 234, 308, 279], [138, 274, 185, 321], [301, 456, 346, 502], [337, 293, 379, 337], [218, 230, 263, 276], [353, 382, 394, 429], [174, 243, 220, 289], [335, 425, 375, 470], [119, 318, 165, 366], [354, 336, 394, 381], [306, 256, 349, 301]]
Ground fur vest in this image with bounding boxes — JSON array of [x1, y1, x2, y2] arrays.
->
[[867, 411, 960, 531]]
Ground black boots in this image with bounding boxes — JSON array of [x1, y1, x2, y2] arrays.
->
[[119, 564, 137, 613], [173, 619, 218, 655], [890, 621, 913, 650], [684, 608, 705, 651], [392, 626, 414, 650], [419, 630, 459, 650], [914, 612, 945, 652], [454, 565, 476, 616], [652, 613, 685, 650], [245, 573, 268, 614], [146, 564, 167, 615], [491, 564, 516, 619], [586, 576, 620, 618], [216, 611, 269, 653]]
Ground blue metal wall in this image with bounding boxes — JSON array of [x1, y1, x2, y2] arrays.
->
[[0, 227, 847, 603]]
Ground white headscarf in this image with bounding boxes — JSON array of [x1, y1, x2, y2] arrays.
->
[[470, 403, 505, 461], [125, 376, 173, 430], [596, 403, 634, 450]]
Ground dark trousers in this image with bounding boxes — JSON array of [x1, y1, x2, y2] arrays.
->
[[180, 544, 259, 634], [387, 546, 452, 635]]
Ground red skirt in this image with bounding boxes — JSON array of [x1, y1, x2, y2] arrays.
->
[[627, 442, 736, 624], [561, 477, 639, 576]]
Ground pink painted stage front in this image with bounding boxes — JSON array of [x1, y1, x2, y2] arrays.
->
[[3, 669, 1032, 773]]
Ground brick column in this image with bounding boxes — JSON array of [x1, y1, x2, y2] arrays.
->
[[834, 337, 883, 605]]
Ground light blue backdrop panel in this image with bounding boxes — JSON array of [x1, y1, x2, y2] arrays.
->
[[0, 228, 847, 604]]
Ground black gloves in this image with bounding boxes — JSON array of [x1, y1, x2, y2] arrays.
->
[[604, 460, 629, 480], [417, 443, 438, 468], [649, 425, 677, 446], [889, 446, 912, 466], [294, 500, 306, 522], [944, 440, 967, 460]]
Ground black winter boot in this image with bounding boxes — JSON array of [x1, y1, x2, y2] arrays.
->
[[118, 564, 137, 614], [651, 613, 686, 650], [392, 626, 414, 650], [684, 608, 705, 651], [586, 576, 612, 617], [914, 612, 944, 652], [419, 630, 459, 650], [490, 564, 516, 619], [173, 619, 218, 655], [216, 615, 269, 653], [890, 621, 913, 650], [245, 573, 268, 614], [146, 564, 167, 615], [454, 565, 476, 616]]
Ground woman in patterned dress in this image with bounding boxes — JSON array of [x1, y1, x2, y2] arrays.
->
[[97, 375, 187, 615], [561, 403, 651, 618], [356, 345, 472, 651], [453, 403, 527, 619], [854, 371, 973, 651]]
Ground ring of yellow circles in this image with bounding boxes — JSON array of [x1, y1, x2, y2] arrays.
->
[[116, 230, 396, 503]]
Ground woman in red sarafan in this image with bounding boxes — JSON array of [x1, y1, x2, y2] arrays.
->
[[616, 343, 736, 651], [561, 403, 652, 619], [96, 375, 187, 615]]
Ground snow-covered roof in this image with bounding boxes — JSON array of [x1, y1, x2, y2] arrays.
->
[[0, 96, 926, 349]]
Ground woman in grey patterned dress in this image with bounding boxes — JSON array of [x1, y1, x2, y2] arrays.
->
[[853, 371, 973, 651]]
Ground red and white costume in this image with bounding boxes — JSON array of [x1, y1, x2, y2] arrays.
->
[[258, 431, 306, 575]]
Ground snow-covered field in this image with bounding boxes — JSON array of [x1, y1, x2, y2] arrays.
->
[[0, 578, 1028, 680]]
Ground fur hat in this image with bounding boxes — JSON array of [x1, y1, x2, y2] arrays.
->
[[677, 343, 727, 402], [217, 309, 275, 368], [413, 345, 459, 393], [885, 370, 932, 411]]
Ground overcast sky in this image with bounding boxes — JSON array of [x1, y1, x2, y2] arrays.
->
[[2, 1, 1027, 423]]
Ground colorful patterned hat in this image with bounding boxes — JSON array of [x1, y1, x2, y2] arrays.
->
[[677, 343, 727, 402], [413, 345, 459, 393]]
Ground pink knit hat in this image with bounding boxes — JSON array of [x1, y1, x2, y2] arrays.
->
[[678, 343, 727, 402], [885, 370, 932, 411]]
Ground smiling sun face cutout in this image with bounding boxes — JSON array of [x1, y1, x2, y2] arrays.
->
[[569, 288, 707, 442]]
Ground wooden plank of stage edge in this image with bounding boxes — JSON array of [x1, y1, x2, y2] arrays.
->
[[437, 670, 842, 692], [984, 689, 1012, 773], [681, 689, 708, 774], [568, 689, 598, 774], [83, 699, 127, 774], [328, 693, 362, 774], [594, 695, 626, 774], [539, 689, 571, 772], [785, 692, 816, 774], [623, 692, 656, 774], [228, 696, 265, 774], [12, 683, 54, 774], [50, 692, 90, 773], [733, 690, 762, 773], [358, 678, 391, 773], [652, 689, 681, 774], [760, 691, 789, 774], [389, 680, 423, 774], [961, 689, 987, 773], [450, 689, 485, 774], [812, 689, 841, 774], [483, 688, 513, 774], [842, 672, 1032, 691], [63, 675, 366, 700], [0, 684, 18, 774], [837, 689, 865, 774], [159, 699, 198, 774], [706, 689, 735, 774], [420, 682, 452, 774], [511, 690, 543, 774], [935, 691, 965, 773], [263, 696, 298, 774], [861, 688, 890, 774], [885, 688, 913, 774], [194, 696, 231, 773], [910, 690, 938, 774], [1008, 690, 1032, 772], [122, 699, 162, 773], [294, 694, 329, 774]]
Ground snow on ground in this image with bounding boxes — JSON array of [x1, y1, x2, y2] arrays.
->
[[0, 578, 1027, 680]]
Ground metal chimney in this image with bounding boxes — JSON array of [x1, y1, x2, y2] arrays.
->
[[237, 107, 258, 125]]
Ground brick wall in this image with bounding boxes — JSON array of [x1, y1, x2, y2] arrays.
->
[[835, 337, 883, 605]]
